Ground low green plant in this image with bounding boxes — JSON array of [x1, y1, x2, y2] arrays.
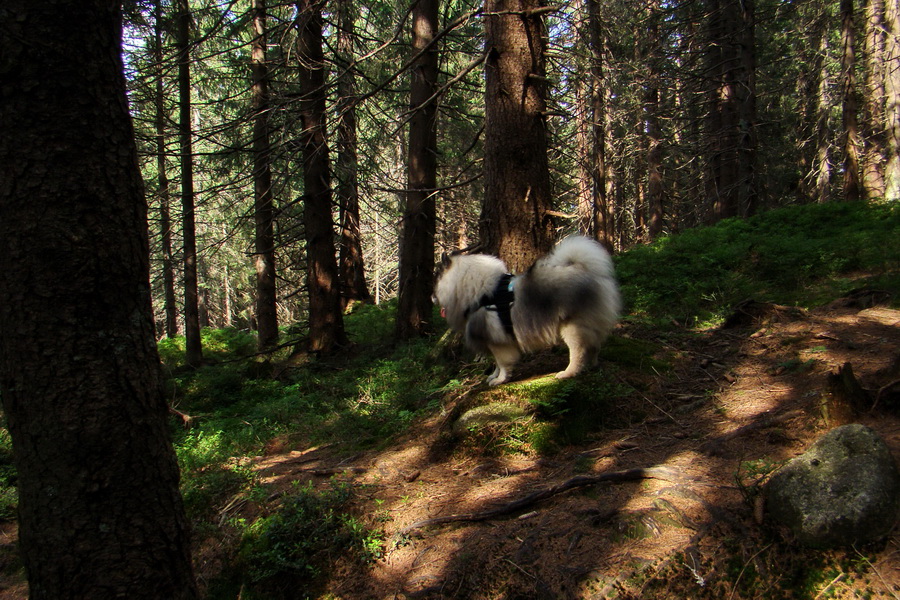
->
[[471, 368, 637, 456], [734, 457, 785, 506], [617, 202, 900, 327], [175, 429, 258, 522], [773, 357, 816, 374], [342, 300, 400, 346], [0, 429, 16, 521], [158, 327, 258, 369], [237, 481, 382, 593]]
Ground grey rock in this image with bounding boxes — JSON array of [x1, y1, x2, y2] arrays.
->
[[765, 424, 900, 547]]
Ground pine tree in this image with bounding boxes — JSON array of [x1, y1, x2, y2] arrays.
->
[[396, 0, 440, 338], [0, 1, 199, 595], [481, 0, 555, 271]]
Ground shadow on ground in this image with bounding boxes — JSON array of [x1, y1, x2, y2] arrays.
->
[[241, 299, 900, 599]]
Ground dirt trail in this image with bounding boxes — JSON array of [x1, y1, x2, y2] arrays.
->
[[251, 299, 900, 599], [3, 300, 900, 599]]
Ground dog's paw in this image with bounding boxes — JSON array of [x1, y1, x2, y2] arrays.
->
[[555, 369, 578, 380], [487, 371, 510, 386]]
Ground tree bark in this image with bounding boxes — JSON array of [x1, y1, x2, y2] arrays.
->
[[176, 0, 204, 365], [0, 1, 199, 597], [251, 0, 279, 350], [481, 0, 555, 272], [586, 0, 612, 249], [575, 74, 594, 237], [795, 11, 832, 204], [841, 0, 864, 201], [296, 0, 348, 353], [862, 0, 887, 200], [704, 0, 757, 222], [396, 0, 439, 338], [645, 0, 664, 240], [813, 14, 835, 203], [335, 0, 372, 310], [885, 0, 900, 200], [154, 0, 179, 338]]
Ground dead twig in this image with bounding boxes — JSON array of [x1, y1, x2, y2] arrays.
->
[[854, 548, 900, 600], [727, 544, 772, 600]]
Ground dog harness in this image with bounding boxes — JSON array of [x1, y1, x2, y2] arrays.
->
[[466, 273, 516, 338]]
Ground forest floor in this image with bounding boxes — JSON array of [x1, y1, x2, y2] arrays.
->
[[240, 295, 900, 599], [2, 296, 900, 599]]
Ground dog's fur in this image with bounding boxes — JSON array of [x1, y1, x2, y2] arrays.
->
[[434, 236, 621, 386]]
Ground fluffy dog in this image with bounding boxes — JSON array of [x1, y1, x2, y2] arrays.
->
[[434, 236, 621, 386]]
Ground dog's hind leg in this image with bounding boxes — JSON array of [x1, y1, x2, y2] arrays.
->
[[557, 323, 593, 379], [486, 344, 520, 386]]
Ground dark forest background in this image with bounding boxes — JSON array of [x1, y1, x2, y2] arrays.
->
[[123, 0, 900, 355]]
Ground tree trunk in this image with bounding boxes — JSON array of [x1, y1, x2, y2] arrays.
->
[[575, 75, 594, 237], [0, 1, 199, 597], [396, 0, 439, 338], [885, 0, 900, 199], [862, 0, 887, 200], [704, 0, 757, 222], [251, 0, 279, 350], [296, 0, 348, 353], [841, 0, 864, 201], [335, 0, 372, 310], [645, 0, 664, 240], [481, 0, 555, 272], [154, 0, 179, 338], [796, 11, 831, 204], [814, 15, 835, 203], [177, 0, 204, 365], [586, 0, 612, 249]]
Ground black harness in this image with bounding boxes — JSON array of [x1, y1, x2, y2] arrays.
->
[[465, 273, 516, 338]]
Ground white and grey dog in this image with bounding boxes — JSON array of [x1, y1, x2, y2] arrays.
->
[[434, 236, 621, 386]]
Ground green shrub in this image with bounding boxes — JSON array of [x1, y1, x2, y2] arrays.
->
[[158, 327, 257, 369], [475, 369, 637, 456], [237, 481, 381, 592], [0, 429, 16, 521], [617, 202, 900, 326]]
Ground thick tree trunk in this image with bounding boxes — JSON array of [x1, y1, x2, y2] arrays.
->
[[862, 0, 887, 199], [251, 0, 279, 350], [885, 0, 900, 200], [297, 0, 348, 353], [796, 13, 832, 204], [154, 0, 179, 338], [335, 0, 372, 310], [645, 0, 664, 240], [0, 1, 198, 597], [586, 0, 612, 249], [396, 0, 439, 338], [814, 17, 835, 203], [575, 75, 594, 237], [481, 0, 555, 272], [177, 0, 204, 365], [841, 0, 864, 201], [704, 0, 757, 222]]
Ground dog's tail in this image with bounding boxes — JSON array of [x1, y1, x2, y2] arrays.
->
[[541, 236, 616, 281], [512, 236, 621, 351]]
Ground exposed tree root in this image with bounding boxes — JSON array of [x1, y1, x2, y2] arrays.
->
[[397, 466, 685, 536]]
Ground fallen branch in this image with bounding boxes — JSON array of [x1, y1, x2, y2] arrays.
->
[[397, 466, 684, 536], [168, 406, 195, 429], [310, 466, 366, 476]]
